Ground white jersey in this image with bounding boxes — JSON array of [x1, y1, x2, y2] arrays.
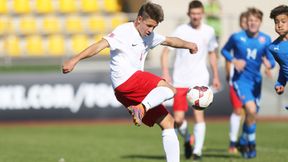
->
[[171, 23, 218, 87], [104, 22, 166, 89]]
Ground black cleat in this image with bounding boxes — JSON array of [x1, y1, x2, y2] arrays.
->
[[236, 143, 249, 158], [192, 154, 202, 161], [247, 144, 256, 158], [184, 141, 192, 159]]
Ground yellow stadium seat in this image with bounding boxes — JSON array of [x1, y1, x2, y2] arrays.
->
[[93, 34, 110, 55], [13, 0, 31, 14], [42, 16, 61, 34], [3, 35, 21, 57], [81, 0, 100, 13], [111, 15, 128, 29], [0, 0, 8, 14], [71, 34, 88, 54], [65, 15, 83, 33], [87, 16, 106, 33], [59, 0, 77, 14], [35, 0, 54, 14], [26, 35, 44, 56], [0, 16, 14, 35], [19, 16, 37, 35], [47, 34, 65, 56], [104, 0, 120, 13]]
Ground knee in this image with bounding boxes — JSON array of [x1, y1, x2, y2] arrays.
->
[[234, 109, 242, 116]]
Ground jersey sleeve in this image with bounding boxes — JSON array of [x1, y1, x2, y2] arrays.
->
[[275, 68, 287, 87], [150, 32, 166, 49], [208, 29, 218, 52], [264, 37, 276, 69], [221, 34, 235, 62], [103, 27, 123, 51]]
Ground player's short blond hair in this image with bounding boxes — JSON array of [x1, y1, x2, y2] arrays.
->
[[246, 8, 263, 21]]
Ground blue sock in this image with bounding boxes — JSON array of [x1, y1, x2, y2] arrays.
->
[[243, 123, 256, 145]]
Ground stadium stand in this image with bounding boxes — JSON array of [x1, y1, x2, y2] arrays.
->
[[0, 0, 130, 59], [35, 0, 54, 14], [0, 0, 8, 14], [3, 35, 21, 57], [13, 0, 31, 14]]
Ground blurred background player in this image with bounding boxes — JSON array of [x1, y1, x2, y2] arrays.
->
[[62, 2, 198, 162], [221, 8, 275, 159], [161, 0, 221, 160], [268, 5, 288, 97], [225, 11, 247, 154]]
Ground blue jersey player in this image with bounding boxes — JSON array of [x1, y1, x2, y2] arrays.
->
[[221, 8, 275, 159], [269, 5, 288, 96]]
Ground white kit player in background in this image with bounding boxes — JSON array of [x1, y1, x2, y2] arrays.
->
[[161, 0, 221, 160]]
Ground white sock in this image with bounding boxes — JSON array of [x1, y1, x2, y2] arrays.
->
[[142, 86, 174, 111], [229, 113, 241, 142], [193, 122, 206, 156], [177, 120, 190, 142], [162, 129, 180, 162]]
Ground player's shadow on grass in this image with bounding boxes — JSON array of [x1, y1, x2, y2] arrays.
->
[[203, 148, 241, 159], [122, 154, 165, 160]]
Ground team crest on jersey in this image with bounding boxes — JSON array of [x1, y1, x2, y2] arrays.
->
[[258, 36, 266, 44]]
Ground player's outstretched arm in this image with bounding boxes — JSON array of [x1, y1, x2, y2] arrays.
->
[[275, 70, 287, 95], [62, 39, 109, 74], [161, 37, 198, 54], [209, 51, 221, 90]]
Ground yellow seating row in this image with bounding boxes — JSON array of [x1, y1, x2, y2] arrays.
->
[[0, 0, 121, 14], [1, 34, 110, 57], [0, 14, 128, 35]]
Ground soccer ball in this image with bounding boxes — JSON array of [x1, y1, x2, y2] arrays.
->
[[187, 86, 213, 110]]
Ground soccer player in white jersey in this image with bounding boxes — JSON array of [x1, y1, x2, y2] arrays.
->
[[161, 0, 220, 160], [62, 2, 198, 162]]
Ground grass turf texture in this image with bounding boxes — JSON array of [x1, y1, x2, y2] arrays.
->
[[0, 121, 287, 162]]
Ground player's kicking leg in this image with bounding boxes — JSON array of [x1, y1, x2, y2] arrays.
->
[[128, 80, 176, 126]]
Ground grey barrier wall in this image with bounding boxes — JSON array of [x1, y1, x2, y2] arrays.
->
[[0, 70, 232, 121]]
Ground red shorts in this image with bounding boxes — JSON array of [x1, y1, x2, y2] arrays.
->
[[114, 71, 169, 127], [229, 85, 242, 109], [173, 87, 190, 112]]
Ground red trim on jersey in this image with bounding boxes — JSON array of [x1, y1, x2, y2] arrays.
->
[[229, 85, 242, 109], [173, 88, 190, 112], [114, 71, 169, 127]]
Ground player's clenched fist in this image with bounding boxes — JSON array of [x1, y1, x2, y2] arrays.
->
[[275, 85, 284, 95], [189, 42, 198, 54], [62, 59, 77, 74]]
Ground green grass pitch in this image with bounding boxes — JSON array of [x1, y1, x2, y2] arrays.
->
[[0, 120, 287, 162]]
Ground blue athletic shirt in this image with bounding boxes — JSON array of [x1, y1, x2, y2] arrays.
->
[[268, 38, 288, 87], [221, 30, 275, 82]]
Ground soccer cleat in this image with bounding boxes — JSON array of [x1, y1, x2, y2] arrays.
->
[[247, 144, 256, 158], [127, 104, 145, 126], [184, 141, 192, 159], [192, 154, 202, 161], [228, 146, 238, 154], [228, 141, 238, 154], [236, 143, 249, 158]]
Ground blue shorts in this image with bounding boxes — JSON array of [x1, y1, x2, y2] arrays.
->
[[233, 79, 261, 109]]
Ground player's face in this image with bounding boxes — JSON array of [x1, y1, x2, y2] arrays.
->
[[188, 8, 204, 28], [135, 16, 158, 37], [247, 15, 262, 34], [274, 14, 288, 36], [240, 17, 247, 30]]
